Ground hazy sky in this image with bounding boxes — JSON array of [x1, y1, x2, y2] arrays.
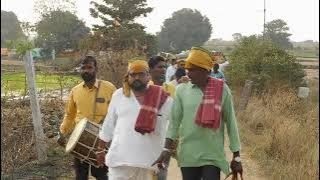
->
[[1, 0, 319, 41]]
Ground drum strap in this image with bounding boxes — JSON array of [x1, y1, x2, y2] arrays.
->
[[93, 80, 101, 122]]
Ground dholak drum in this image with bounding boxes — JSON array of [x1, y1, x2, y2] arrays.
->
[[65, 118, 103, 167]]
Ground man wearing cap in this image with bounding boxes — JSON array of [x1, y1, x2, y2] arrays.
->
[[176, 59, 186, 69], [96, 60, 173, 180], [152, 47, 243, 180]]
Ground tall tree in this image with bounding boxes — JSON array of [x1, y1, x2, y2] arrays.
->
[[35, 10, 90, 55], [1, 10, 26, 47], [89, 0, 156, 53], [264, 19, 293, 49], [157, 8, 212, 53], [34, 0, 76, 16]]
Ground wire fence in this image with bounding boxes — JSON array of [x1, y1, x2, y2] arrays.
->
[[1, 70, 81, 101]]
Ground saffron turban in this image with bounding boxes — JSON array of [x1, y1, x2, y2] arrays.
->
[[128, 60, 149, 73], [185, 47, 215, 71], [123, 59, 149, 97]]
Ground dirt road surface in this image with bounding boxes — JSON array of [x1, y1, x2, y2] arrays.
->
[[167, 139, 267, 180]]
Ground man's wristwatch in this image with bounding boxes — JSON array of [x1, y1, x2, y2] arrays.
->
[[233, 156, 241, 163]]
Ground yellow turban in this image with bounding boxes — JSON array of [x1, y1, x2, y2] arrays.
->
[[185, 47, 215, 71], [128, 60, 149, 73], [123, 60, 149, 97]]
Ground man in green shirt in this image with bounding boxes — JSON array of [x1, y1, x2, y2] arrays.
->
[[152, 47, 243, 180]]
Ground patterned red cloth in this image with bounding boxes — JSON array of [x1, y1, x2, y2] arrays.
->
[[195, 77, 224, 130], [135, 85, 169, 134]]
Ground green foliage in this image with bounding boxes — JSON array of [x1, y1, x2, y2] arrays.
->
[[1, 10, 26, 47], [157, 8, 212, 53], [15, 40, 34, 56], [5, 40, 34, 56], [226, 35, 305, 92], [264, 19, 293, 50], [89, 0, 156, 53], [35, 10, 90, 54]]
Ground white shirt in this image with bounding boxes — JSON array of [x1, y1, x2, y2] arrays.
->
[[99, 88, 173, 170], [165, 65, 177, 82], [219, 61, 229, 73]]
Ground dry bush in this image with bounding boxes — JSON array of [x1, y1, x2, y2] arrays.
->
[[95, 49, 145, 88], [237, 87, 319, 179], [1, 99, 65, 174]]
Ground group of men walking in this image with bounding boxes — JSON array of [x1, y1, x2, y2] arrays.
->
[[58, 46, 242, 180]]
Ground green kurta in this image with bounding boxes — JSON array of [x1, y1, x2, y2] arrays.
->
[[166, 82, 241, 175]]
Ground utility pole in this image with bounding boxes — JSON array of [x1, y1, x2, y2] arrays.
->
[[263, 0, 266, 39]]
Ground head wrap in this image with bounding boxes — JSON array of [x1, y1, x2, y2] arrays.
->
[[128, 60, 149, 73], [123, 59, 149, 97], [185, 46, 215, 71]]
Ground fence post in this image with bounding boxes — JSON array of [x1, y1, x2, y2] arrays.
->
[[238, 80, 254, 111], [1, 66, 4, 172], [23, 51, 47, 163], [23, 73, 27, 100]]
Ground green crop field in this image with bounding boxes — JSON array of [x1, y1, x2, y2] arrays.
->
[[2, 72, 81, 92]]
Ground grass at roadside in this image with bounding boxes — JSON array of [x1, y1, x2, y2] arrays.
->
[[235, 79, 319, 179]]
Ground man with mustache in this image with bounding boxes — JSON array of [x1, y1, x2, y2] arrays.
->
[[152, 47, 243, 180], [96, 60, 173, 180], [148, 55, 175, 97], [58, 56, 116, 180]]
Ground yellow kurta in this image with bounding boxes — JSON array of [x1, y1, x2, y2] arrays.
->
[[149, 81, 175, 97], [60, 79, 116, 135]]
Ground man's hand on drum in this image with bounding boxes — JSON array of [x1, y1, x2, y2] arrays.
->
[[96, 150, 106, 167]]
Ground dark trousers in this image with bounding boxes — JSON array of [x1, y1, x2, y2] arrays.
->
[[157, 157, 171, 180], [180, 165, 220, 180], [74, 158, 108, 180]]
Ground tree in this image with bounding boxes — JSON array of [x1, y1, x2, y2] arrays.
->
[[264, 19, 293, 50], [89, 0, 156, 53], [1, 10, 26, 47], [35, 10, 90, 55], [157, 8, 212, 53], [34, 0, 76, 16], [226, 35, 305, 92]]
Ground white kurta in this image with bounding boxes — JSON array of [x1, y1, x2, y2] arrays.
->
[[99, 88, 173, 171], [165, 65, 177, 82]]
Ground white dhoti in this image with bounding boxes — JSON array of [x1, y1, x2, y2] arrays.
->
[[109, 166, 155, 180]]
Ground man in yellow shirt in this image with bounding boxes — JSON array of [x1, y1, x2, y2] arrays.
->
[[58, 56, 116, 180]]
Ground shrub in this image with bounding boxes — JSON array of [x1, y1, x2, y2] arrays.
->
[[226, 35, 305, 93]]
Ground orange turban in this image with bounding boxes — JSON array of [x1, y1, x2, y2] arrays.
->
[[185, 47, 215, 71], [123, 60, 149, 97]]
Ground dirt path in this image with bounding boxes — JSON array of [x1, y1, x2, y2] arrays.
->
[[167, 142, 267, 180], [5, 136, 267, 180]]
